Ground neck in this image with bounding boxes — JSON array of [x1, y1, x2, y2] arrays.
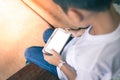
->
[[90, 6, 120, 35]]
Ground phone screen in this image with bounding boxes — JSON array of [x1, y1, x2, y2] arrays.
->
[[42, 28, 71, 54]]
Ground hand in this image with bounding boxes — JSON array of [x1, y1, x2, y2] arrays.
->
[[43, 49, 62, 66], [69, 29, 85, 37], [65, 27, 87, 37]]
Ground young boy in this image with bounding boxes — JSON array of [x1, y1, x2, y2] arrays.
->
[[25, 0, 120, 80]]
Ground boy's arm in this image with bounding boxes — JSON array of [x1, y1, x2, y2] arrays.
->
[[43, 49, 76, 80]]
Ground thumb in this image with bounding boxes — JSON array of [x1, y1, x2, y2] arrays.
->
[[51, 49, 59, 55]]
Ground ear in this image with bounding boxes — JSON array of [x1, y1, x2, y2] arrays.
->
[[67, 8, 83, 26]]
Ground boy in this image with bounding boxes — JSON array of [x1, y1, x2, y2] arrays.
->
[[25, 0, 120, 80]]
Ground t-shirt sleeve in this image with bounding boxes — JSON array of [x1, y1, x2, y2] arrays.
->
[[76, 71, 99, 80], [75, 68, 112, 80], [57, 62, 112, 80], [57, 67, 68, 80]]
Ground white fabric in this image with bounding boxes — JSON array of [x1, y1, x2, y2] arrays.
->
[[57, 23, 120, 80]]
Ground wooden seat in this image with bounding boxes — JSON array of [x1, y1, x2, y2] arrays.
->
[[7, 63, 59, 80]]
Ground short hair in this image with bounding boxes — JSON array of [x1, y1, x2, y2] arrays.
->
[[54, 0, 113, 12]]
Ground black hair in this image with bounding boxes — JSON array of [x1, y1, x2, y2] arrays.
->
[[114, 0, 120, 4], [54, 0, 113, 12]]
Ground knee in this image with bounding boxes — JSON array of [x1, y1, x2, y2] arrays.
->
[[24, 46, 43, 59], [43, 28, 54, 43]]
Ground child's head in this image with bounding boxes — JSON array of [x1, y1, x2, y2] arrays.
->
[[54, 0, 113, 13]]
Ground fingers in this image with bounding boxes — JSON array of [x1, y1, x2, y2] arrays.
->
[[65, 28, 86, 37], [43, 49, 59, 56], [50, 49, 59, 56], [43, 49, 62, 66], [44, 53, 53, 56]]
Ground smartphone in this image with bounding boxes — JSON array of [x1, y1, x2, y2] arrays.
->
[[42, 28, 71, 54]]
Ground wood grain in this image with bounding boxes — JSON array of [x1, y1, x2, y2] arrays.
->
[[7, 63, 59, 80]]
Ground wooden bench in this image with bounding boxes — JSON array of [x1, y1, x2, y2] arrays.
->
[[7, 63, 59, 80]]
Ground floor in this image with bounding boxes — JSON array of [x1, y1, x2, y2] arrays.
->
[[0, 0, 68, 79], [0, 0, 49, 80]]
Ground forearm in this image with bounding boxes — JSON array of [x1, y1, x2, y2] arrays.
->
[[59, 63, 77, 80], [43, 50, 76, 79]]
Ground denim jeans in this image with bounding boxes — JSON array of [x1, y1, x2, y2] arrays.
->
[[24, 28, 58, 75]]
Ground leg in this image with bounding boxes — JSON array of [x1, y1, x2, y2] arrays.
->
[[43, 28, 54, 43], [24, 46, 57, 75], [24, 28, 72, 76]]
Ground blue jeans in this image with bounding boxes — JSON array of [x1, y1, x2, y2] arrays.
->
[[24, 28, 58, 75]]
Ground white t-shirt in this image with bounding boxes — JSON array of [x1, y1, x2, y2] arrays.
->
[[57, 24, 120, 80]]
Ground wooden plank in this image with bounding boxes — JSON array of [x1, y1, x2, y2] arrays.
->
[[21, 0, 71, 28], [7, 63, 59, 80]]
